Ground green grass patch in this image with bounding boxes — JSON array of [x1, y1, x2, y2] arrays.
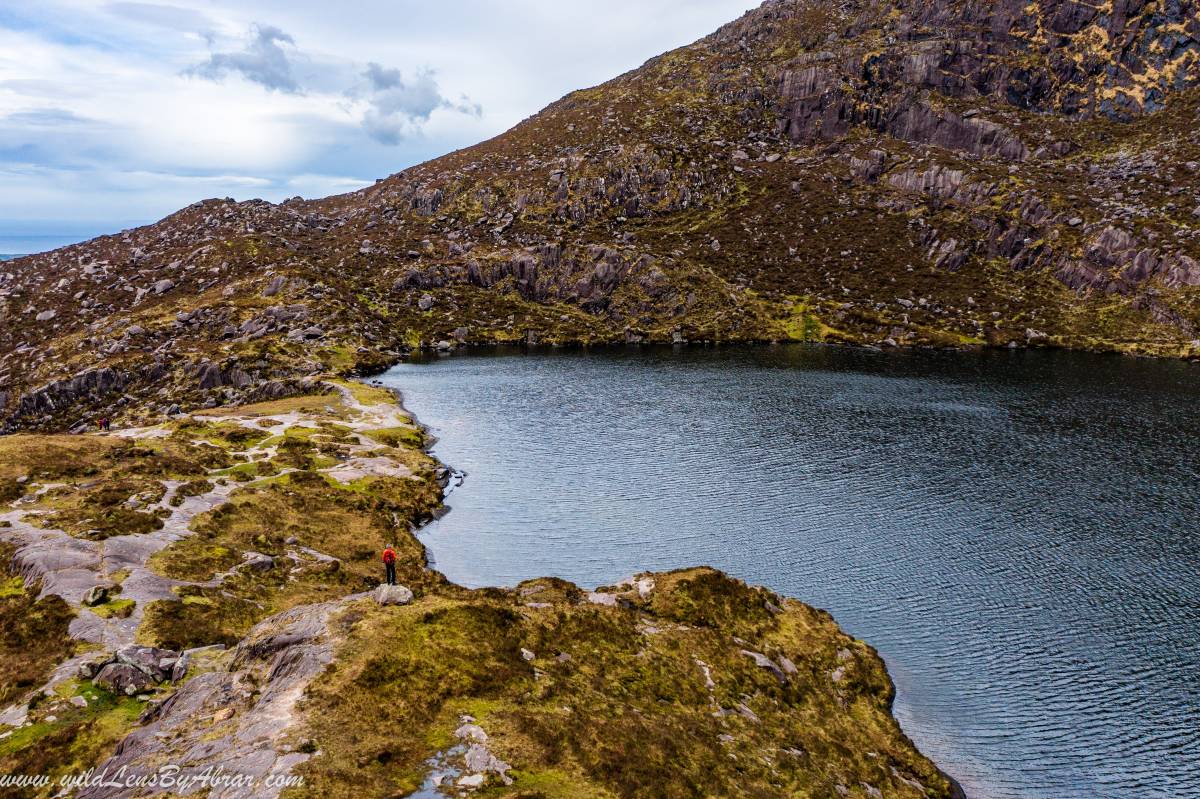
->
[[362, 427, 424, 449], [90, 599, 135, 619], [331, 379, 397, 407], [172, 419, 270, 451], [0, 682, 146, 793]]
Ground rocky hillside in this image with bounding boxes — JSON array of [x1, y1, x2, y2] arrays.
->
[[2, 0, 1200, 430]]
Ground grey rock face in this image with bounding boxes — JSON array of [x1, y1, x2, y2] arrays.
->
[[12, 367, 128, 420], [115, 644, 180, 682], [78, 597, 346, 799], [196, 361, 253, 390]]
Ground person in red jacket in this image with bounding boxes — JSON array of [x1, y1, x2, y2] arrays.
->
[[382, 544, 397, 585]]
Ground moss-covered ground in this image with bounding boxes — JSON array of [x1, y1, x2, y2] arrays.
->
[[0, 545, 76, 710], [288, 568, 958, 799]]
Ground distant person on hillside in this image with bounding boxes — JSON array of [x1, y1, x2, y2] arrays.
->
[[382, 544, 397, 585]]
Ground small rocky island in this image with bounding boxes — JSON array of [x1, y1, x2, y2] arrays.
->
[[0, 381, 962, 798]]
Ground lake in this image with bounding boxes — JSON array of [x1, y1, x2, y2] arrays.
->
[[377, 344, 1200, 799]]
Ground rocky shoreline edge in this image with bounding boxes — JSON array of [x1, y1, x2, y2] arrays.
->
[[0, 377, 965, 798]]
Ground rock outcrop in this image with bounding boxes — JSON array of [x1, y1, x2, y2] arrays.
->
[[76, 599, 346, 799]]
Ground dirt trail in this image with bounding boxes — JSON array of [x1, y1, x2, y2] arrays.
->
[[0, 381, 419, 728]]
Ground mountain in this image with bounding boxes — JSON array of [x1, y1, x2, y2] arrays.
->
[[2, 0, 1200, 429]]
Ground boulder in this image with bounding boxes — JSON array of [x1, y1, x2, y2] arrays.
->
[[196, 362, 252, 390], [262, 275, 286, 297], [94, 663, 154, 696], [35, 309, 57, 322], [153, 279, 175, 294], [455, 723, 488, 742], [463, 742, 512, 782], [197, 362, 223, 389], [77, 659, 106, 680], [115, 645, 180, 682], [243, 552, 275, 572], [82, 585, 110, 607], [373, 584, 414, 606], [170, 652, 191, 683], [741, 649, 787, 683]]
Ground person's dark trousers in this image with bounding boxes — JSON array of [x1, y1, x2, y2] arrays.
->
[[385, 562, 397, 585]]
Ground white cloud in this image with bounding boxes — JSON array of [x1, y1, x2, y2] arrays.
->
[[0, 0, 762, 232], [188, 24, 300, 93], [359, 62, 481, 145]]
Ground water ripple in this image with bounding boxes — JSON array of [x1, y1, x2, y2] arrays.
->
[[380, 345, 1200, 799]]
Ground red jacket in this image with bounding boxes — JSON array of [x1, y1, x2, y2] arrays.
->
[[382, 548, 397, 565]]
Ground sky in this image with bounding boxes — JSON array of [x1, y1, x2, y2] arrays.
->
[[0, 0, 760, 247]]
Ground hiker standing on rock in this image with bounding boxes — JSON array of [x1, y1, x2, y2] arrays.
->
[[382, 544, 397, 585]]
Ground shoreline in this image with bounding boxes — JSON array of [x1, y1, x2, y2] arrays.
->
[[367, 370, 969, 798], [0, 376, 967, 798], [393, 337, 1200, 365]]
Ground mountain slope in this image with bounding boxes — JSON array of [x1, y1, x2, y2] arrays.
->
[[2, 0, 1200, 429]]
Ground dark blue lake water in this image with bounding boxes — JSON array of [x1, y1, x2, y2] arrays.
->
[[378, 345, 1200, 799]]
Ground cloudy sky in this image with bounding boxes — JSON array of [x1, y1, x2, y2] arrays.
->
[[0, 0, 759, 248]]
